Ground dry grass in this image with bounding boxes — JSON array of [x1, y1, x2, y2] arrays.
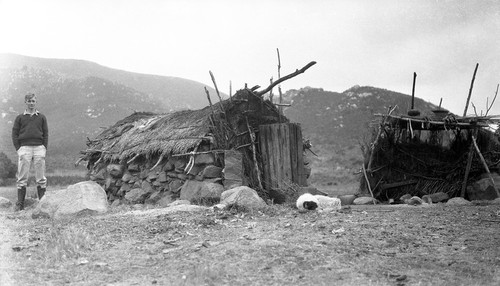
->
[[6, 202, 500, 286], [36, 222, 93, 265]]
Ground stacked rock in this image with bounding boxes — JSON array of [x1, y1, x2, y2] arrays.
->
[[88, 151, 230, 206]]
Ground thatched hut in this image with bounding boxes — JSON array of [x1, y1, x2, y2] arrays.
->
[[78, 88, 309, 205], [362, 109, 500, 202]]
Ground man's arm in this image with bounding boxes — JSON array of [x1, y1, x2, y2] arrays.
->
[[42, 115, 48, 149], [12, 116, 21, 150]]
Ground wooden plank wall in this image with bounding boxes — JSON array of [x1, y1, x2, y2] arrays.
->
[[259, 123, 306, 189]]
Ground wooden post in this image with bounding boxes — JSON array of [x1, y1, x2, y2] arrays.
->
[[411, 72, 417, 109], [463, 63, 479, 117], [277, 48, 283, 123], [367, 106, 397, 172], [362, 164, 376, 205], [462, 128, 478, 197], [246, 117, 263, 190], [461, 145, 475, 198]]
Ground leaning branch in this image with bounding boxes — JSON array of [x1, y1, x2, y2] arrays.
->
[[485, 84, 499, 116], [209, 71, 226, 114], [472, 135, 500, 198], [255, 61, 317, 96], [277, 48, 283, 122]]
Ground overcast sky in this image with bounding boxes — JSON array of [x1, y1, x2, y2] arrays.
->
[[1, 0, 499, 115]]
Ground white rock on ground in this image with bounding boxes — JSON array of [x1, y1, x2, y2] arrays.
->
[[32, 181, 108, 219], [220, 186, 267, 210]]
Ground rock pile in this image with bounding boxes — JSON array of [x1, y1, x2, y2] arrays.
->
[[88, 150, 243, 206]]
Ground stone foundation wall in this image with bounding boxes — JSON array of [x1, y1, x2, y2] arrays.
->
[[88, 151, 242, 206]]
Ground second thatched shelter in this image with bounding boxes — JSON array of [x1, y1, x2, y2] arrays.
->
[[361, 109, 500, 202]]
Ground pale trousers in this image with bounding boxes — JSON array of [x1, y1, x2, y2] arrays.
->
[[16, 145, 47, 188]]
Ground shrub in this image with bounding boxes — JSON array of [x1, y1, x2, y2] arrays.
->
[[0, 152, 16, 181]]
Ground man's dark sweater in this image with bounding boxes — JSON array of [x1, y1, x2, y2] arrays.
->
[[12, 112, 49, 151]]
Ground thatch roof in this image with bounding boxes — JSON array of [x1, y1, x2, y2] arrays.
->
[[81, 89, 285, 163]]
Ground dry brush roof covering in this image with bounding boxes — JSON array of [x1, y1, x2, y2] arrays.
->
[[81, 89, 284, 163], [376, 113, 500, 131]]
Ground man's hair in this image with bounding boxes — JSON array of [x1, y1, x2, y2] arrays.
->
[[25, 93, 36, 101]]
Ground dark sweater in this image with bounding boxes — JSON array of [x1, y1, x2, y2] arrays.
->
[[12, 113, 49, 151]]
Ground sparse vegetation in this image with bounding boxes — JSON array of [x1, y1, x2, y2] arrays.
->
[[4, 202, 500, 285], [36, 221, 94, 265], [0, 152, 16, 185]]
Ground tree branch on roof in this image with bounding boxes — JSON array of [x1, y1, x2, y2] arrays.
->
[[255, 61, 317, 96]]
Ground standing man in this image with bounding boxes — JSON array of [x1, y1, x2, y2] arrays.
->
[[11, 93, 49, 211]]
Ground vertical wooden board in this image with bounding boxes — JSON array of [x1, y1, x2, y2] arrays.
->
[[264, 125, 275, 189], [283, 124, 294, 187], [259, 125, 273, 189], [288, 123, 296, 182], [278, 124, 287, 188], [258, 125, 268, 188], [289, 123, 298, 183], [273, 124, 283, 188], [267, 125, 276, 189], [295, 124, 306, 186], [282, 123, 292, 186]]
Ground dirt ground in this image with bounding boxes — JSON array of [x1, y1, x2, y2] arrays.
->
[[1, 198, 500, 286]]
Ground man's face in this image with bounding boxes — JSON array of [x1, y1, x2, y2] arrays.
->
[[25, 96, 37, 109]]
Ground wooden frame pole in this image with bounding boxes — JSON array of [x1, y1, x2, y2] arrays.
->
[[463, 63, 479, 117]]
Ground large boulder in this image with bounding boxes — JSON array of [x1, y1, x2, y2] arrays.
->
[[0, 197, 12, 209], [447, 197, 472, 206], [202, 165, 223, 179], [124, 188, 150, 204], [467, 176, 500, 201], [220, 186, 267, 210], [180, 180, 224, 204], [422, 192, 449, 203], [32, 181, 108, 219], [353, 197, 378, 205]]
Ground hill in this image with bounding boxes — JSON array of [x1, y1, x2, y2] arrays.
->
[[0, 53, 219, 111]]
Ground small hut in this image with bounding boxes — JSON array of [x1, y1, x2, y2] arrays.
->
[[362, 69, 500, 202], [78, 62, 316, 205], [362, 107, 500, 202]]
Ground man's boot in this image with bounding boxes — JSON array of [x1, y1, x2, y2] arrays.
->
[[37, 185, 46, 200], [14, 186, 26, 211]]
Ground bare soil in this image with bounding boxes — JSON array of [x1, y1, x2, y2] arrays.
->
[[1, 198, 500, 286]]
